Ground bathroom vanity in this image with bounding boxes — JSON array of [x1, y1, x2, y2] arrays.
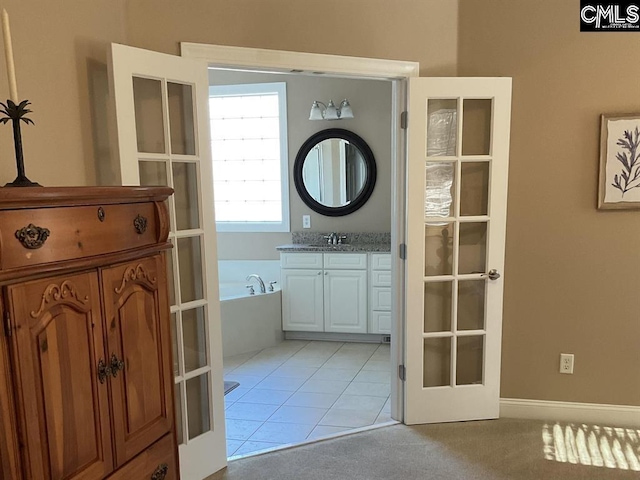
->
[[277, 235, 391, 338]]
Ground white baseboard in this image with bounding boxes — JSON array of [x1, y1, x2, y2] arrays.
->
[[500, 398, 640, 427], [284, 331, 387, 343]]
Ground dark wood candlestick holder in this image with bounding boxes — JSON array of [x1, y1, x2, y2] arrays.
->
[[1, 99, 40, 187]]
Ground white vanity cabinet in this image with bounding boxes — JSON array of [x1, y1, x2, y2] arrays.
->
[[323, 254, 368, 334], [369, 253, 392, 334], [280, 252, 368, 334], [280, 253, 324, 332]]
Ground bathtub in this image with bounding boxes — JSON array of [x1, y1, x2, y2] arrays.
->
[[219, 283, 283, 358]]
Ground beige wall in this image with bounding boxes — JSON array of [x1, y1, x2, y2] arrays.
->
[[0, 0, 457, 187], [459, 0, 640, 406], [210, 70, 392, 260], [124, 0, 458, 77], [0, 0, 126, 187]]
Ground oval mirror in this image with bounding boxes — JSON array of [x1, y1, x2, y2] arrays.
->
[[293, 129, 377, 217]]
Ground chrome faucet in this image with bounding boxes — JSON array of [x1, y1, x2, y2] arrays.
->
[[323, 232, 338, 245], [246, 274, 266, 294]]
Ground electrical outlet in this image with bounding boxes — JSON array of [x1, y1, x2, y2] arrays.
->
[[302, 215, 311, 229], [559, 353, 574, 374]]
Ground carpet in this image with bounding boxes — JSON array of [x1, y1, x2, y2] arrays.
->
[[206, 418, 639, 480]]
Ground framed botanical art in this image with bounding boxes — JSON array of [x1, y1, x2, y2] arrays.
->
[[598, 113, 640, 210]]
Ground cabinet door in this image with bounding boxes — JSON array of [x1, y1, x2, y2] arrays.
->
[[101, 255, 173, 466], [6, 272, 113, 480], [324, 270, 367, 334], [281, 270, 323, 332], [0, 298, 21, 480]]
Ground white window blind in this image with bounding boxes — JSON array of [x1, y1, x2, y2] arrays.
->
[[209, 82, 289, 232]]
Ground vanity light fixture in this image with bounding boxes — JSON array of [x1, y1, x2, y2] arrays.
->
[[309, 99, 354, 120]]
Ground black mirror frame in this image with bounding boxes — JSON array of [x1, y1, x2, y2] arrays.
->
[[293, 128, 377, 217]]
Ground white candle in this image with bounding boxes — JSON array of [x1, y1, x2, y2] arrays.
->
[[2, 9, 18, 102]]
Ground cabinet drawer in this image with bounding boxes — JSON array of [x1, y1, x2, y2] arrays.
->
[[371, 287, 392, 310], [0, 202, 158, 270], [107, 434, 177, 480], [323, 253, 367, 270], [371, 253, 391, 271], [371, 270, 392, 287], [369, 311, 391, 334], [280, 253, 323, 269]]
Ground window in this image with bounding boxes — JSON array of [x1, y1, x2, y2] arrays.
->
[[209, 82, 289, 232]]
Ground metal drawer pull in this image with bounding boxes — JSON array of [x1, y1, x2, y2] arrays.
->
[[15, 223, 50, 249], [134, 214, 148, 234], [97, 206, 105, 222], [151, 463, 169, 480], [97, 358, 112, 384], [110, 353, 125, 378]]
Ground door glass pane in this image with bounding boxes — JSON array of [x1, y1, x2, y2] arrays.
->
[[458, 222, 487, 275], [424, 281, 452, 333], [139, 161, 167, 186], [168, 82, 196, 155], [175, 383, 184, 445], [460, 162, 489, 216], [458, 280, 485, 330], [425, 163, 455, 217], [425, 223, 453, 276], [186, 374, 211, 440], [177, 236, 204, 303], [427, 99, 458, 157], [171, 312, 179, 376], [423, 337, 451, 387], [456, 336, 484, 385], [173, 162, 200, 230], [132, 77, 165, 154], [462, 99, 492, 156], [166, 246, 176, 306], [183, 307, 207, 373]]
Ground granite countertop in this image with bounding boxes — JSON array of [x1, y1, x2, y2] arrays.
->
[[276, 243, 391, 252], [277, 232, 392, 253]]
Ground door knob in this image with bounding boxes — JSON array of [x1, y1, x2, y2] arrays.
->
[[487, 269, 500, 280]]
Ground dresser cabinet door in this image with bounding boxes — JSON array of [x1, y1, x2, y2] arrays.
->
[[101, 255, 173, 466], [6, 272, 113, 480], [0, 296, 21, 480]]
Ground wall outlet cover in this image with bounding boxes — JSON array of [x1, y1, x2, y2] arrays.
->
[[559, 353, 574, 374], [302, 215, 311, 229]]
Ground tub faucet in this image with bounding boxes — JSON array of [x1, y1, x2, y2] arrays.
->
[[246, 274, 266, 294]]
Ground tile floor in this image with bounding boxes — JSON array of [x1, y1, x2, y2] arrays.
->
[[223, 340, 392, 458]]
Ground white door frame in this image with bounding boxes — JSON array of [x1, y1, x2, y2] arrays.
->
[[181, 42, 419, 422]]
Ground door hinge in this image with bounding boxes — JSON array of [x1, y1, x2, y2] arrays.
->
[[4, 311, 12, 338], [399, 243, 407, 260], [400, 111, 408, 129], [398, 364, 406, 381]]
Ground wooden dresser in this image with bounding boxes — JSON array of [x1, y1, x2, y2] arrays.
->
[[0, 187, 179, 480]]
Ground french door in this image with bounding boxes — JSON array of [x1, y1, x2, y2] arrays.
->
[[404, 78, 512, 424], [108, 43, 226, 478]]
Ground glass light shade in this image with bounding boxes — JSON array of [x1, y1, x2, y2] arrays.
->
[[309, 101, 324, 120], [324, 100, 339, 120], [339, 99, 354, 119]]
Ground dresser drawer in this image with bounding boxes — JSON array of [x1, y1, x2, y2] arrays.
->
[[323, 253, 367, 270], [280, 252, 323, 269], [107, 434, 177, 480], [0, 202, 158, 270]]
